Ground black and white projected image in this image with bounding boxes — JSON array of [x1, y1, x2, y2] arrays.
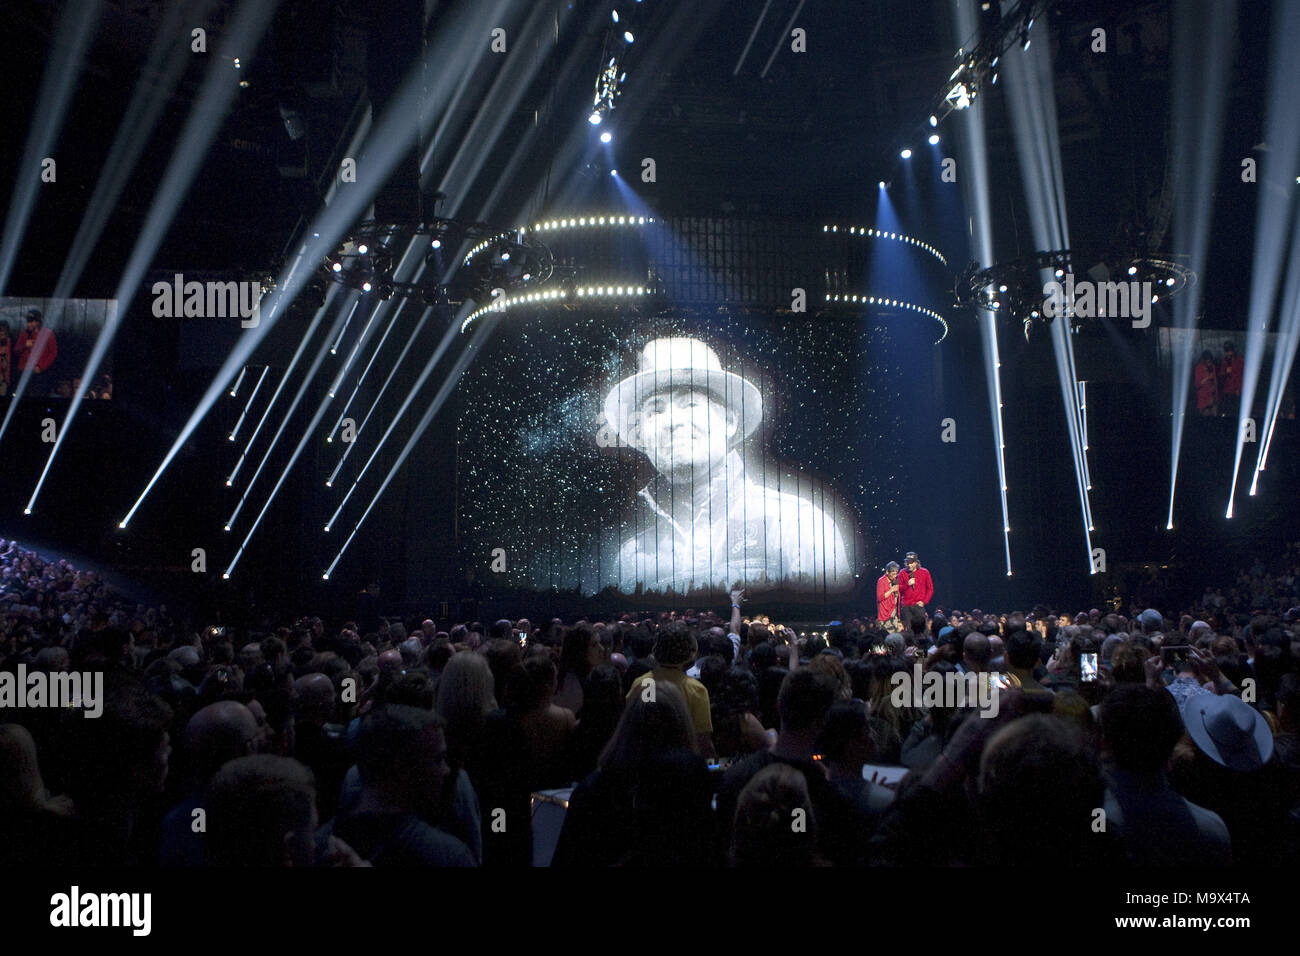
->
[[602, 336, 856, 595]]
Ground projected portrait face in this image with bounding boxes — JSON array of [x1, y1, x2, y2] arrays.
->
[[604, 336, 856, 595], [637, 386, 737, 478]]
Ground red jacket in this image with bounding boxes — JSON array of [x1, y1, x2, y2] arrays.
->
[[15, 327, 57, 373], [876, 574, 899, 621], [1219, 355, 1243, 396], [1194, 360, 1218, 409], [898, 566, 933, 606]]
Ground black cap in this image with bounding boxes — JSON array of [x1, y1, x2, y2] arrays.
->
[[905, 552, 919, 562]]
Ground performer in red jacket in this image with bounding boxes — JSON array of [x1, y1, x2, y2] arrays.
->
[[897, 551, 933, 634], [14, 310, 57, 396], [876, 561, 902, 632], [1218, 341, 1243, 418]]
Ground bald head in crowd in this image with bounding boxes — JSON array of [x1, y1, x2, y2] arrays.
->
[[377, 649, 403, 679], [293, 673, 337, 727], [34, 646, 70, 672], [185, 701, 258, 783], [963, 632, 992, 673]]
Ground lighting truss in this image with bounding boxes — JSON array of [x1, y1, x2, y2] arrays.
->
[[927, 0, 1052, 128]]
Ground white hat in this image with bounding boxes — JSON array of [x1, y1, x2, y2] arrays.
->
[[603, 337, 762, 447]]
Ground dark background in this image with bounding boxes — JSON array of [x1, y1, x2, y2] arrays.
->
[[0, 0, 1294, 626]]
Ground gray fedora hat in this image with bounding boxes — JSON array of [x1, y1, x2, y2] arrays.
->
[[603, 337, 762, 447], [1181, 694, 1273, 772]]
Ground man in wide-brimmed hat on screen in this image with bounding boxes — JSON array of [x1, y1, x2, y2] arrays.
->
[[604, 336, 852, 595]]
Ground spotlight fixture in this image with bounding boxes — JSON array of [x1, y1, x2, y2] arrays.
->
[[929, 114, 938, 127], [600, 130, 612, 143], [624, 31, 633, 43], [356, 243, 368, 255], [610, 168, 618, 177], [589, 112, 603, 125], [878, 180, 886, 189], [611, 9, 619, 22], [900, 148, 912, 159], [928, 133, 940, 145], [431, 238, 441, 248]]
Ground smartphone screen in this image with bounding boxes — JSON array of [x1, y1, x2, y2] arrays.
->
[[1081, 652, 1098, 681]]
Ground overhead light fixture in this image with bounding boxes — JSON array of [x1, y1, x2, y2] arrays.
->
[[624, 31, 634, 43], [928, 133, 940, 145], [600, 131, 612, 143], [900, 148, 912, 159], [929, 114, 938, 127], [588, 111, 602, 125]]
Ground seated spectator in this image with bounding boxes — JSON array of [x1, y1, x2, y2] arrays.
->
[[507, 656, 576, 789], [626, 622, 715, 756], [730, 763, 826, 867], [976, 714, 1120, 865], [1005, 629, 1051, 697], [552, 681, 711, 867], [817, 700, 894, 839], [554, 623, 602, 714], [0, 723, 75, 866], [206, 755, 324, 867], [1170, 693, 1293, 865], [1099, 684, 1231, 865], [160, 701, 259, 867], [567, 664, 624, 781], [319, 705, 474, 866], [292, 673, 349, 821], [716, 669, 863, 866], [65, 684, 173, 866]]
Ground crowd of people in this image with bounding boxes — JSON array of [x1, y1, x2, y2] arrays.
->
[[2, 535, 1298, 867]]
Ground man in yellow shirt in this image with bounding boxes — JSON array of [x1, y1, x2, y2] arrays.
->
[[626, 621, 715, 757]]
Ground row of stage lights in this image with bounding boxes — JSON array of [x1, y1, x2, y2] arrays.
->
[[822, 223, 948, 266], [531, 215, 652, 231], [461, 283, 648, 332], [463, 215, 656, 267], [824, 293, 949, 343]]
